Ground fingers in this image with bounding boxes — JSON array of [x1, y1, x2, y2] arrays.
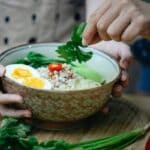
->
[[119, 45, 133, 69], [0, 94, 23, 104], [120, 60, 129, 70], [0, 105, 31, 118], [0, 93, 31, 118], [112, 70, 129, 97], [83, 1, 110, 45], [83, 33, 102, 45], [96, 5, 121, 41], [88, 33, 101, 45], [121, 17, 144, 42], [112, 84, 123, 97], [83, 0, 149, 43], [107, 11, 131, 41], [0, 65, 31, 118], [0, 65, 5, 77], [121, 70, 129, 87], [82, 24, 97, 46]]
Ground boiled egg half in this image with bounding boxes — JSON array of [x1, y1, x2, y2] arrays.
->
[[5, 64, 52, 90]]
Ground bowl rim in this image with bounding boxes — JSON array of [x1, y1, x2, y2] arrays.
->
[[0, 43, 121, 93]]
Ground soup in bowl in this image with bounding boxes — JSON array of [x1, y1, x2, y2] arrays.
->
[[0, 43, 120, 122]]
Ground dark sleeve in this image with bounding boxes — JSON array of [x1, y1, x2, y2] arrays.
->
[[131, 39, 150, 65]]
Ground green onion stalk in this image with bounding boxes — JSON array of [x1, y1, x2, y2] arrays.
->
[[69, 123, 150, 150]]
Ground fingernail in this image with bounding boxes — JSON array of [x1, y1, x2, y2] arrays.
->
[[82, 38, 88, 46]]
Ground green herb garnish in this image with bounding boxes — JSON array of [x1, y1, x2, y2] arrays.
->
[[16, 52, 66, 68], [0, 117, 149, 150], [56, 22, 92, 63], [16, 23, 92, 68], [0, 117, 31, 149]]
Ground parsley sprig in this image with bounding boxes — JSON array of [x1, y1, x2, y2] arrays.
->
[[56, 22, 93, 63]]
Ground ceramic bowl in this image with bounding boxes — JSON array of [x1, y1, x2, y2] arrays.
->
[[0, 43, 120, 122]]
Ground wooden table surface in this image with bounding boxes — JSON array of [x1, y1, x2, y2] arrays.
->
[[32, 94, 150, 150]]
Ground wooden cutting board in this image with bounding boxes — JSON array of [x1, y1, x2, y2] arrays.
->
[[33, 97, 150, 150]]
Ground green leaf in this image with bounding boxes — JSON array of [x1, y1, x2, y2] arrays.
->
[[15, 52, 66, 68], [19, 136, 39, 148], [56, 22, 93, 64], [71, 22, 86, 44], [56, 42, 77, 63]]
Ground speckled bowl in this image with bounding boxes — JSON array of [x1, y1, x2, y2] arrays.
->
[[0, 43, 120, 122]]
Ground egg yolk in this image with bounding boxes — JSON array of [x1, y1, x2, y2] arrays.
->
[[23, 77, 45, 89], [12, 68, 32, 79]]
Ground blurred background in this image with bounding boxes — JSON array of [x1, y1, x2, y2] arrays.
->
[[127, 39, 150, 96]]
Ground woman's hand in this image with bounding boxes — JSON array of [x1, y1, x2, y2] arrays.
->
[[90, 41, 133, 97], [83, 0, 150, 44], [0, 65, 31, 118]]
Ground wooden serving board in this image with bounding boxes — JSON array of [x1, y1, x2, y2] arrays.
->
[[33, 97, 150, 150]]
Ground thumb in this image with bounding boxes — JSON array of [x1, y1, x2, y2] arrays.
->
[[118, 44, 133, 69]]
